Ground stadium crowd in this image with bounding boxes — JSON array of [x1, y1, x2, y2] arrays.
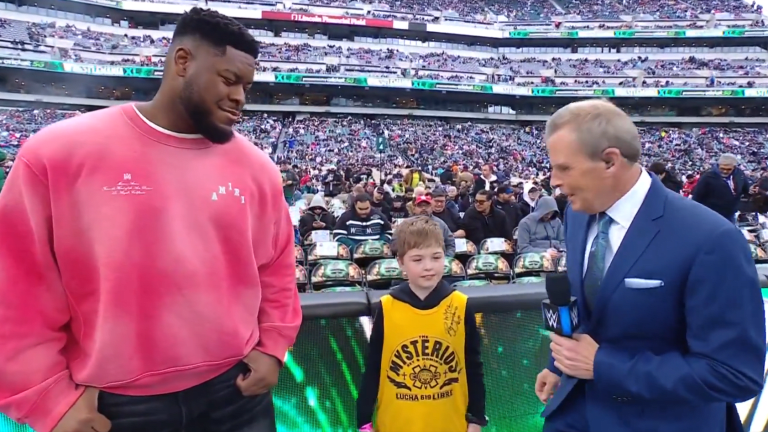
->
[[11, 17, 768, 80], [149, 0, 763, 20], [2, 109, 767, 203]]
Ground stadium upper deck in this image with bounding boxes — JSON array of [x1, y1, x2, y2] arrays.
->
[[1, 7, 768, 91], [15, 0, 768, 47]]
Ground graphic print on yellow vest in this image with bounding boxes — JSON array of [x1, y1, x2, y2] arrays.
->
[[375, 292, 469, 432]]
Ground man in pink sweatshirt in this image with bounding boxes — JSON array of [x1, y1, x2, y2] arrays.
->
[[0, 8, 301, 432]]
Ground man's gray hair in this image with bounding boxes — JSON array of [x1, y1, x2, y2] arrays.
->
[[718, 153, 739, 166], [544, 99, 642, 163]]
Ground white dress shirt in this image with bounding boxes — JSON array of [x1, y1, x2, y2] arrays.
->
[[583, 170, 653, 276]]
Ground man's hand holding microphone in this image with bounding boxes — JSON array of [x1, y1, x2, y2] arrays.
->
[[535, 273, 599, 404]]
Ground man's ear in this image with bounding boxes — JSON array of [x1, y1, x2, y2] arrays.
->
[[172, 46, 193, 78]]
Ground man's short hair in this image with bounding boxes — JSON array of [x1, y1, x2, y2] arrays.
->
[[719, 153, 739, 166], [476, 189, 494, 200], [393, 216, 444, 258], [353, 193, 372, 205], [648, 161, 667, 175], [431, 188, 447, 198], [544, 99, 641, 164], [172, 7, 259, 58]]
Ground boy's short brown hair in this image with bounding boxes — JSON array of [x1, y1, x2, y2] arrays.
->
[[392, 216, 444, 258]]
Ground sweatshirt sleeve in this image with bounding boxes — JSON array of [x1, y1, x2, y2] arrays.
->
[[254, 194, 303, 363], [0, 157, 85, 432]]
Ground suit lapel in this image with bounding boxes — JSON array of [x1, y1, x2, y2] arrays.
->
[[591, 178, 666, 320]]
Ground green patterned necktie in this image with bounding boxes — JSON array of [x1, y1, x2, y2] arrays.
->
[[584, 213, 613, 310]]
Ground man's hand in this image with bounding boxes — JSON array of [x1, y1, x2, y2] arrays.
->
[[550, 333, 599, 379], [312, 221, 325, 228], [534, 368, 560, 404], [750, 184, 760, 195], [467, 423, 482, 432], [237, 350, 281, 396], [546, 248, 560, 259], [52, 387, 111, 432]]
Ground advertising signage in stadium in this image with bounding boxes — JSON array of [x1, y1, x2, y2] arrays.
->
[[260, 11, 394, 28], [0, 59, 764, 98]]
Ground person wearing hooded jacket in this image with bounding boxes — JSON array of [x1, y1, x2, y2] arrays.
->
[[516, 196, 565, 257], [518, 184, 540, 218], [299, 195, 336, 239]]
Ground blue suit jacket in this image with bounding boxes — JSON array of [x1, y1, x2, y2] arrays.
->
[[541, 177, 766, 432]]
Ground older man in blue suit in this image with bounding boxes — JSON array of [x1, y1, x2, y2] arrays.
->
[[534, 99, 766, 432]]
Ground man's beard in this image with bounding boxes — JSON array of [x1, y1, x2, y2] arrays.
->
[[180, 81, 234, 144]]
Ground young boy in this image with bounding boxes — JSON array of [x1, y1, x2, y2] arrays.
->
[[356, 216, 487, 432]]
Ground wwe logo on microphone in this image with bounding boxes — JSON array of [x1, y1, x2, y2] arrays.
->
[[544, 308, 559, 329], [570, 307, 579, 328]]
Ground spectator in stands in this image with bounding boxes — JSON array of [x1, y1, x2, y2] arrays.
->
[[432, 188, 463, 235], [473, 163, 499, 193], [347, 184, 366, 208], [752, 173, 768, 214], [648, 161, 684, 194], [493, 184, 523, 232], [371, 186, 392, 220], [692, 153, 754, 222], [406, 186, 426, 215], [390, 194, 409, 220], [457, 165, 474, 188], [299, 194, 336, 239], [323, 166, 343, 197], [439, 164, 454, 185], [280, 159, 300, 205], [682, 173, 699, 198], [399, 194, 456, 257], [333, 193, 393, 248], [461, 189, 514, 247], [403, 167, 424, 188], [519, 184, 540, 218], [515, 195, 565, 257]]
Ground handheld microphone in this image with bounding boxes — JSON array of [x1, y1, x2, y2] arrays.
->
[[542, 273, 580, 337]]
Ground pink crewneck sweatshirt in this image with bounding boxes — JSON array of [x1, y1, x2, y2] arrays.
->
[[0, 104, 302, 432]]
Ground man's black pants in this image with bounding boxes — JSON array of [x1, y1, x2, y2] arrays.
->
[[98, 362, 276, 432]]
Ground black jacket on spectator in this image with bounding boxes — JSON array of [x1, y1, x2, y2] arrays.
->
[[323, 171, 344, 197], [460, 205, 514, 247], [371, 198, 392, 221], [298, 196, 336, 239], [661, 172, 684, 194], [473, 175, 499, 194], [439, 168, 454, 185], [389, 196, 409, 219], [494, 200, 523, 231], [518, 200, 535, 218], [433, 207, 462, 233], [692, 166, 751, 220]]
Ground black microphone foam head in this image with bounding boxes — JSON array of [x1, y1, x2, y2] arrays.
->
[[545, 273, 571, 306]]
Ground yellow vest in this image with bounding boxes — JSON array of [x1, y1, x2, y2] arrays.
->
[[375, 292, 469, 432], [411, 172, 421, 188]]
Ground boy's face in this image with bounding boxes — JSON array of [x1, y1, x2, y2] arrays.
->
[[398, 246, 445, 290]]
